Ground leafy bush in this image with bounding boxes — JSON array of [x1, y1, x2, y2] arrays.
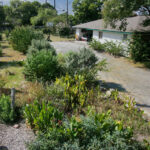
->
[[54, 74, 91, 112], [28, 39, 56, 55], [10, 26, 44, 54], [0, 95, 17, 123], [27, 110, 144, 150], [103, 40, 123, 56], [24, 50, 62, 82], [24, 100, 63, 131], [65, 48, 107, 83], [129, 32, 150, 62], [89, 39, 104, 51]]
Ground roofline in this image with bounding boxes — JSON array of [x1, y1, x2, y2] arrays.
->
[[75, 28, 133, 34]]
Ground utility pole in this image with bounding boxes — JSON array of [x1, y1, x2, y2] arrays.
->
[[45, 0, 47, 3], [67, 0, 69, 25], [54, 0, 56, 9]]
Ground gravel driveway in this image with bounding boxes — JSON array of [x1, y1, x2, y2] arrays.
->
[[0, 122, 34, 150], [51, 41, 150, 116]]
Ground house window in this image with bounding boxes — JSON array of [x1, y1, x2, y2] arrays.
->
[[99, 32, 103, 39], [123, 34, 128, 40]]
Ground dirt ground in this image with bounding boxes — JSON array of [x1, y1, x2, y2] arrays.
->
[[0, 122, 34, 150]]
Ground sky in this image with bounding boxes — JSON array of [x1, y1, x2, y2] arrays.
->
[[1, 0, 74, 14]]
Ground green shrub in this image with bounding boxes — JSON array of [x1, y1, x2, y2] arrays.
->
[[129, 32, 150, 62], [27, 110, 144, 150], [10, 26, 44, 54], [89, 39, 104, 51], [24, 50, 62, 82], [0, 95, 17, 123], [103, 41, 123, 56], [65, 48, 107, 83], [28, 39, 56, 55], [24, 100, 63, 131]]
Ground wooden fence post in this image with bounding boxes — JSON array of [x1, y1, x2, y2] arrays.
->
[[11, 88, 15, 109]]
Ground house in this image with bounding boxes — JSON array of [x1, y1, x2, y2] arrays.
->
[[73, 16, 150, 43]]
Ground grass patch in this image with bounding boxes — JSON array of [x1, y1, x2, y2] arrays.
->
[[50, 35, 74, 42], [0, 66, 24, 88]]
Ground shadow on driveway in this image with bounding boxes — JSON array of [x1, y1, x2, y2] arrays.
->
[[99, 80, 127, 92]]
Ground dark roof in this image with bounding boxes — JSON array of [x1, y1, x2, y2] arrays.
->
[[73, 16, 150, 32]]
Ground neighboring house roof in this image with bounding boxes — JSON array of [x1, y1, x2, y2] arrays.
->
[[73, 16, 150, 33]]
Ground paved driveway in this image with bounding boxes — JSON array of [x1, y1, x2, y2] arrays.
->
[[51, 41, 150, 115]]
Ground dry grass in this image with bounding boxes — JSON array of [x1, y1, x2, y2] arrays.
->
[[0, 35, 26, 88], [90, 93, 150, 141], [0, 35, 30, 106], [50, 35, 74, 42], [124, 57, 150, 69], [0, 39, 26, 62]]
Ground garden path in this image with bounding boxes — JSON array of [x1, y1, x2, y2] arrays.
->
[[51, 41, 150, 116]]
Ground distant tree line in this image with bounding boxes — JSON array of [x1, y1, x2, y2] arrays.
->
[[0, 0, 149, 29]]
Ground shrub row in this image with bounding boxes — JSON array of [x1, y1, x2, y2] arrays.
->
[[24, 39, 106, 83], [90, 34, 150, 63], [89, 39, 124, 56]]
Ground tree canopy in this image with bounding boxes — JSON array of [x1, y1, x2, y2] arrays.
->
[[102, 0, 150, 29], [72, 0, 103, 24], [31, 8, 57, 26], [3, 0, 55, 26]]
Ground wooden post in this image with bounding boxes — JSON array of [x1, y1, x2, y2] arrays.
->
[[11, 88, 15, 109]]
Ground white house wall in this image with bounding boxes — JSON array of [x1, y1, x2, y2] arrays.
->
[[93, 30, 132, 43], [76, 29, 83, 37], [92, 30, 132, 57]]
